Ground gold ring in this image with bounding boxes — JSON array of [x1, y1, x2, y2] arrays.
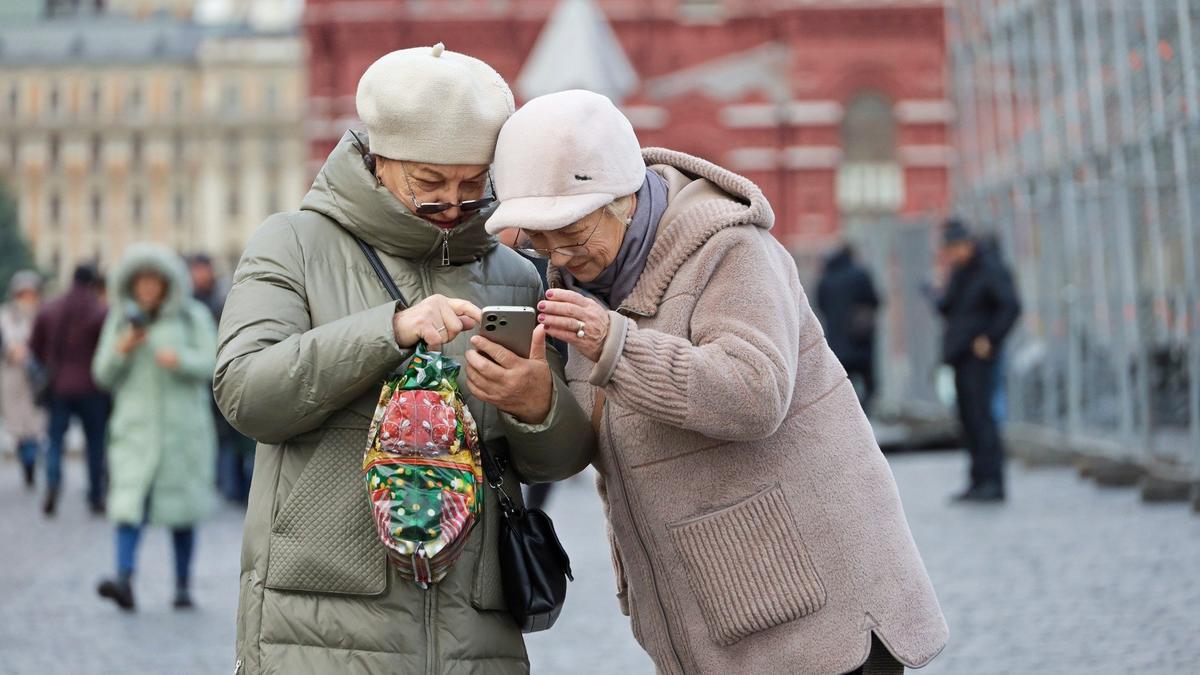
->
[[576, 320, 586, 338]]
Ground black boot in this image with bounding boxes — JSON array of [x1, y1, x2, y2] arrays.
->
[[21, 464, 34, 489], [953, 480, 1006, 503], [172, 585, 194, 610], [42, 488, 58, 517], [98, 576, 136, 611]]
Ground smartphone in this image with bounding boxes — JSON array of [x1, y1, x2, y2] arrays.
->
[[478, 306, 537, 359]]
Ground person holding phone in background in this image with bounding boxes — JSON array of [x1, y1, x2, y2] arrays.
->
[[489, 90, 947, 675], [214, 44, 593, 675], [91, 243, 219, 612]]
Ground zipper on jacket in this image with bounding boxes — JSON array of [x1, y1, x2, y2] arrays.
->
[[604, 402, 687, 674], [232, 659, 242, 674], [440, 230, 450, 267], [424, 587, 438, 675]]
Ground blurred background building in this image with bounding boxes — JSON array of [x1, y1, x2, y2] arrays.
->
[[0, 0, 305, 280], [303, 0, 950, 275]]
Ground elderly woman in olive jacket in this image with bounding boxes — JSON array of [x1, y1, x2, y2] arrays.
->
[[489, 90, 947, 675], [215, 46, 594, 675]]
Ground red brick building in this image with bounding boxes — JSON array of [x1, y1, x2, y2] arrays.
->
[[303, 0, 949, 261]]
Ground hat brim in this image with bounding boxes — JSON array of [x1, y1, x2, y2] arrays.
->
[[485, 192, 616, 234]]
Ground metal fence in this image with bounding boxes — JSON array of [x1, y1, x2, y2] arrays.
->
[[948, 0, 1200, 487]]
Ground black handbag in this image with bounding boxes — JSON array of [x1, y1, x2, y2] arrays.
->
[[479, 438, 573, 633], [350, 232, 573, 633]]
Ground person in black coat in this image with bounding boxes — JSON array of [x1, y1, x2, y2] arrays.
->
[[816, 244, 881, 412], [937, 220, 1021, 502]]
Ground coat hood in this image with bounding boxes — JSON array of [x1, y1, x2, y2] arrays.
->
[[300, 130, 498, 263], [109, 242, 192, 319]]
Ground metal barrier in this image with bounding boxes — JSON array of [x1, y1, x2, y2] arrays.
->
[[949, 0, 1200, 504]]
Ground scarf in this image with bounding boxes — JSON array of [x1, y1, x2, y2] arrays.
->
[[565, 168, 669, 309]]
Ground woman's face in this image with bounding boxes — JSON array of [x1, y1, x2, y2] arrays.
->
[[14, 288, 38, 308], [131, 272, 168, 312], [376, 157, 490, 229], [526, 204, 630, 282]]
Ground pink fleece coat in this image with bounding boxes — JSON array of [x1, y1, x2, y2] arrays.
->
[[555, 148, 947, 675]]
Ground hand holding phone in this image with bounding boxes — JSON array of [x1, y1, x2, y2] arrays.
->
[[477, 306, 537, 359]]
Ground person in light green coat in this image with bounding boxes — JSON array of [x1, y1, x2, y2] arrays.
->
[[92, 242, 218, 612], [216, 45, 595, 675]]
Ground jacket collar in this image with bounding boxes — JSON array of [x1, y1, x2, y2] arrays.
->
[[300, 130, 498, 264]]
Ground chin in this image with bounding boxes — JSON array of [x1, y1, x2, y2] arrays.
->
[[566, 263, 600, 282]]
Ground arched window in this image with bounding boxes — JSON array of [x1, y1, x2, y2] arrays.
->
[[837, 91, 903, 215]]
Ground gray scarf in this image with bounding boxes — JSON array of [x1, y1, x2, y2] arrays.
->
[[565, 169, 669, 309]]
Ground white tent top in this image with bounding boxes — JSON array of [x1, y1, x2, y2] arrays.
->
[[516, 0, 638, 103]]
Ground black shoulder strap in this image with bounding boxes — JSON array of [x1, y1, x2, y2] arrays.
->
[[351, 234, 408, 309]]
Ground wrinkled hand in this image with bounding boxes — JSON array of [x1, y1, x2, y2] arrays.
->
[[393, 294, 482, 350], [536, 289, 611, 362], [155, 347, 180, 371], [116, 328, 146, 356], [972, 335, 993, 360], [465, 326, 553, 425]]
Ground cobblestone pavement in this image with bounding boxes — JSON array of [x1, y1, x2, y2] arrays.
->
[[1, 450, 1197, 674]]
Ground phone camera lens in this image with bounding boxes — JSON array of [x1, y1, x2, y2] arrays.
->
[[486, 314, 498, 322], [484, 324, 496, 332], [499, 320, 508, 326]]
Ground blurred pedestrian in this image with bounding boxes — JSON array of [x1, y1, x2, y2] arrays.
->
[[29, 264, 109, 516], [189, 253, 253, 503], [215, 45, 592, 674], [937, 220, 1021, 502], [816, 243, 882, 412], [491, 90, 946, 675], [92, 243, 218, 612], [0, 270, 46, 488]]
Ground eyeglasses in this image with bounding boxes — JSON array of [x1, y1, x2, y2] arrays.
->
[[515, 211, 603, 260], [399, 161, 495, 215]]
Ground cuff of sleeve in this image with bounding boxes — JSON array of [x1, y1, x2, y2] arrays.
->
[[387, 300, 409, 354], [501, 385, 560, 433], [588, 311, 629, 387]]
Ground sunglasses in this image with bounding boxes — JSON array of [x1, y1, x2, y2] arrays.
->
[[515, 210, 603, 260]]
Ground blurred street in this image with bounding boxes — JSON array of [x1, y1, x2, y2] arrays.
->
[[2, 450, 1197, 675]]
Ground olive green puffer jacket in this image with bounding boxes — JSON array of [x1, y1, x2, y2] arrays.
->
[[216, 131, 595, 675]]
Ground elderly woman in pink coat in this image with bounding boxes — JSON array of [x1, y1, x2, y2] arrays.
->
[[486, 90, 948, 675]]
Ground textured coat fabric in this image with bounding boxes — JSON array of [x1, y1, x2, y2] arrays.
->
[[556, 149, 948, 675], [0, 302, 45, 438], [215, 130, 595, 675], [30, 283, 107, 396], [938, 244, 1021, 365], [91, 244, 218, 527]]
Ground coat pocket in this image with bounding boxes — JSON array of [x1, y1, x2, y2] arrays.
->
[[666, 484, 826, 646], [264, 426, 387, 596]]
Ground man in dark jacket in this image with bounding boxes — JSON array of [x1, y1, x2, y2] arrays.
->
[[189, 253, 253, 504], [29, 264, 109, 515], [937, 220, 1021, 502], [816, 244, 881, 411]]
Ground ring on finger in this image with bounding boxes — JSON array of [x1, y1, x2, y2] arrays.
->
[[437, 325, 448, 334], [576, 320, 586, 338]]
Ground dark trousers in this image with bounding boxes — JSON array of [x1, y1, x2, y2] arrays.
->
[[845, 362, 877, 413], [844, 634, 904, 674], [116, 523, 196, 587], [954, 357, 1005, 487], [46, 392, 109, 504]]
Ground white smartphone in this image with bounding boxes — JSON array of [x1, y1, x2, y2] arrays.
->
[[478, 306, 538, 359]]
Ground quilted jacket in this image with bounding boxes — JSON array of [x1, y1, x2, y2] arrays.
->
[[215, 131, 595, 675]]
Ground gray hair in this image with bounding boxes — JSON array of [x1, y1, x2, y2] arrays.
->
[[7, 270, 41, 298], [604, 194, 636, 225]]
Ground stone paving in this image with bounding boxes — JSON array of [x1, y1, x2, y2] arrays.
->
[[1, 450, 1197, 674]]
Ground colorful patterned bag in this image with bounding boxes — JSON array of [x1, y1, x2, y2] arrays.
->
[[363, 343, 484, 587]]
